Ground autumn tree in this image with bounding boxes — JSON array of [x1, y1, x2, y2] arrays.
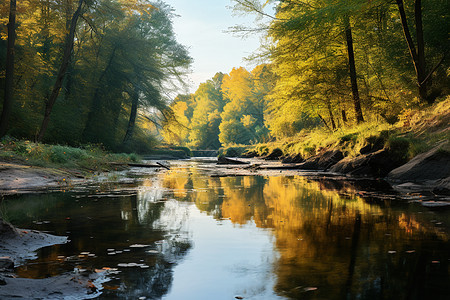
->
[[188, 73, 225, 149], [0, 0, 16, 137]]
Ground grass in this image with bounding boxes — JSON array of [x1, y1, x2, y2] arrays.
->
[[0, 139, 141, 174], [226, 95, 450, 160]]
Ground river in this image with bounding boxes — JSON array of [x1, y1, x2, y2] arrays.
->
[[2, 160, 449, 299]]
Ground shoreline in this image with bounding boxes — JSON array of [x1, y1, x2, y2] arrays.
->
[[0, 156, 449, 298]]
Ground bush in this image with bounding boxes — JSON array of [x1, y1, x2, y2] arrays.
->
[[0, 139, 142, 172], [385, 136, 411, 161]]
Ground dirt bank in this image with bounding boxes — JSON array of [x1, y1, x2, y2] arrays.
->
[[0, 161, 84, 195]]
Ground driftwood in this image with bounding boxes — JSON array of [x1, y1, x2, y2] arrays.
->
[[111, 162, 170, 170]]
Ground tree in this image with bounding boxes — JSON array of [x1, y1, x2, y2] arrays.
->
[[36, 0, 84, 142], [395, 0, 447, 103], [0, 0, 16, 138], [219, 66, 272, 145], [188, 74, 225, 149], [344, 15, 364, 123], [161, 95, 192, 146]]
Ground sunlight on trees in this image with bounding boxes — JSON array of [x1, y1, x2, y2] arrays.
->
[[1, 0, 448, 152]]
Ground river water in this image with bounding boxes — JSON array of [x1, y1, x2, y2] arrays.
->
[[2, 160, 450, 299]]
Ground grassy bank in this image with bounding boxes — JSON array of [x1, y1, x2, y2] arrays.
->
[[221, 96, 450, 159], [0, 139, 141, 173]]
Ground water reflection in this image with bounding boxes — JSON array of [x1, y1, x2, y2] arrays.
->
[[162, 163, 450, 299], [2, 161, 450, 299]]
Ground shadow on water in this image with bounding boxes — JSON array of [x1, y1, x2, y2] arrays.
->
[[2, 160, 450, 299]]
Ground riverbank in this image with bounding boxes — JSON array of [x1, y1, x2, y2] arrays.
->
[[0, 140, 143, 194], [217, 97, 450, 197]]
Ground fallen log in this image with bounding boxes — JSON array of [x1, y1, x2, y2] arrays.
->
[[110, 162, 170, 170]]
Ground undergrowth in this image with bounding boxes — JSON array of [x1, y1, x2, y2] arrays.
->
[[229, 96, 450, 159], [0, 139, 141, 172]]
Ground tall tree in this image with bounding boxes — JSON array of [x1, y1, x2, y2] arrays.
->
[[344, 15, 364, 123], [395, 0, 447, 103], [37, 0, 84, 142], [0, 0, 16, 137]]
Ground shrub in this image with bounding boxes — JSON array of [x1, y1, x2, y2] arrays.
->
[[385, 136, 411, 161]]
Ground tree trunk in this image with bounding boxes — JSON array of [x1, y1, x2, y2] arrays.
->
[[123, 87, 140, 144], [342, 109, 348, 123], [82, 47, 116, 142], [415, 0, 428, 102], [327, 99, 336, 130], [0, 0, 17, 138], [396, 0, 428, 102], [344, 16, 364, 123], [37, 0, 84, 142]]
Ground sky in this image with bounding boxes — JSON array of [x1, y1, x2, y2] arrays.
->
[[163, 0, 265, 93]]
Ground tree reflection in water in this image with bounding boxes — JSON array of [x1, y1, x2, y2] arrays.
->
[[2, 161, 450, 299], [162, 163, 450, 300]]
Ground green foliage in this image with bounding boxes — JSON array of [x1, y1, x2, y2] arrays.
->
[[0, 139, 140, 170], [0, 0, 191, 152], [218, 146, 249, 158], [385, 136, 411, 161]]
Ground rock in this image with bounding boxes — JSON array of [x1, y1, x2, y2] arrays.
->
[[297, 156, 320, 170], [388, 144, 450, 182], [0, 219, 16, 238], [297, 150, 344, 170], [359, 135, 386, 154], [317, 150, 344, 170], [282, 153, 304, 164], [240, 151, 258, 158], [432, 177, 450, 196], [217, 155, 249, 165], [330, 148, 406, 177], [0, 257, 14, 271], [263, 148, 283, 160]]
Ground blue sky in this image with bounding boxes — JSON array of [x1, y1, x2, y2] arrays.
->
[[163, 0, 264, 93]]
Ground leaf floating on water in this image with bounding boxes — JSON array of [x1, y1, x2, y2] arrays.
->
[[235, 296, 244, 299], [95, 269, 106, 273], [304, 287, 318, 292], [406, 250, 416, 254]]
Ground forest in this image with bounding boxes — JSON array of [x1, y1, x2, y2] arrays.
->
[[162, 0, 449, 152], [0, 0, 191, 153], [0, 0, 449, 154]]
